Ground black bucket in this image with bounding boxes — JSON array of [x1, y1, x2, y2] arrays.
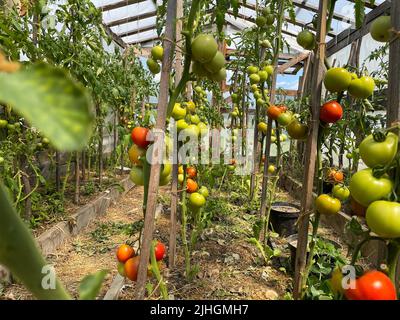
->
[[270, 202, 300, 237], [287, 234, 342, 272]]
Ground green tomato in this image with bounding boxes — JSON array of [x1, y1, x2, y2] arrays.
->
[[324, 67, 352, 93], [268, 165, 275, 174], [171, 103, 187, 120], [247, 66, 259, 75], [190, 114, 201, 125], [188, 192, 206, 209], [117, 262, 126, 277], [315, 194, 341, 215], [332, 185, 350, 201], [0, 156, 4, 164], [42, 137, 50, 145], [249, 73, 261, 84], [349, 169, 393, 207], [191, 34, 218, 63], [198, 186, 209, 198], [296, 30, 316, 50], [204, 51, 225, 74], [348, 76, 375, 99], [287, 119, 308, 140], [277, 112, 293, 126], [263, 65, 274, 76], [151, 45, 164, 61], [129, 166, 144, 186], [370, 16, 392, 42], [182, 124, 200, 138], [0, 119, 8, 128], [258, 70, 269, 82], [147, 58, 160, 74], [366, 201, 400, 238], [346, 153, 353, 160], [176, 119, 189, 131], [359, 132, 398, 168]]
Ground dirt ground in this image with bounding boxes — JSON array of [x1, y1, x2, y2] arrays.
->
[[1, 182, 351, 300]]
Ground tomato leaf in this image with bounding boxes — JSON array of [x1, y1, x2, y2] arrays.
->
[[0, 63, 94, 151], [79, 270, 108, 300]]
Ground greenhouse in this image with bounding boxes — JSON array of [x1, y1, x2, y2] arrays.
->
[[0, 0, 400, 306]]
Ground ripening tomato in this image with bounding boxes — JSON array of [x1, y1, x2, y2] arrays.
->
[[268, 165, 276, 174], [186, 167, 197, 179], [320, 101, 343, 123], [359, 132, 398, 168], [131, 127, 152, 149], [154, 241, 166, 261], [287, 119, 308, 140], [349, 169, 393, 207], [277, 112, 293, 126], [124, 256, 140, 281], [366, 201, 400, 238], [315, 194, 341, 215], [345, 270, 397, 300], [128, 144, 146, 166], [267, 106, 283, 120], [332, 185, 350, 201], [116, 244, 135, 263], [186, 178, 198, 193], [328, 169, 344, 183]]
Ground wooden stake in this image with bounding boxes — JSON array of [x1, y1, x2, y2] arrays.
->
[[135, 0, 177, 300], [168, 0, 183, 269], [293, 0, 328, 299], [387, 1, 400, 125], [259, 0, 285, 219]]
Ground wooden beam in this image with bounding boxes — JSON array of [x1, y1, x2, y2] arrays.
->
[[135, 0, 177, 300], [102, 24, 126, 48], [294, 0, 328, 299], [126, 34, 160, 46], [97, 0, 147, 12], [387, 0, 400, 125], [117, 23, 157, 38], [105, 10, 157, 28], [291, 0, 353, 24], [277, 52, 310, 73], [326, 1, 391, 56]]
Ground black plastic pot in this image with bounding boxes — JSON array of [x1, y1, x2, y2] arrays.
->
[[270, 202, 300, 237], [322, 181, 333, 194], [286, 234, 342, 272]]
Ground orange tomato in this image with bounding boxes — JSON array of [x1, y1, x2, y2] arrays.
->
[[267, 105, 283, 120], [328, 169, 344, 183], [186, 178, 198, 193], [124, 256, 140, 281], [116, 244, 135, 263], [186, 167, 197, 179], [128, 144, 146, 166]]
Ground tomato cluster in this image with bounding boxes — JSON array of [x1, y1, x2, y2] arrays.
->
[[147, 45, 164, 75], [116, 241, 166, 282]]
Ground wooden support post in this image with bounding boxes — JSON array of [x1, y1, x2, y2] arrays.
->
[[387, 1, 400, 125], [135, 0, 177, 300], [259, 0, 285, 219], [293, 0, 328, 299], [168, 0, 183, 269]]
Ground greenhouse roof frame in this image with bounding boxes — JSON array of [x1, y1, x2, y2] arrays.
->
[[96, 0, 389, 57]]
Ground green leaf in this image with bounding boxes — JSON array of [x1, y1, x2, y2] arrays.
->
[[79, 270, 108, 300], [0, 63, 94, 151]]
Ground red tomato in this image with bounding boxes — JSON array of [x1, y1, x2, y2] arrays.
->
[[154, 241, 166, 261], [116, 244, 135, 263], [186, 167, 197, 179], [345, 270, 397, 300], [131, 127, 152, 149], [320, 101, 343, 123]]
